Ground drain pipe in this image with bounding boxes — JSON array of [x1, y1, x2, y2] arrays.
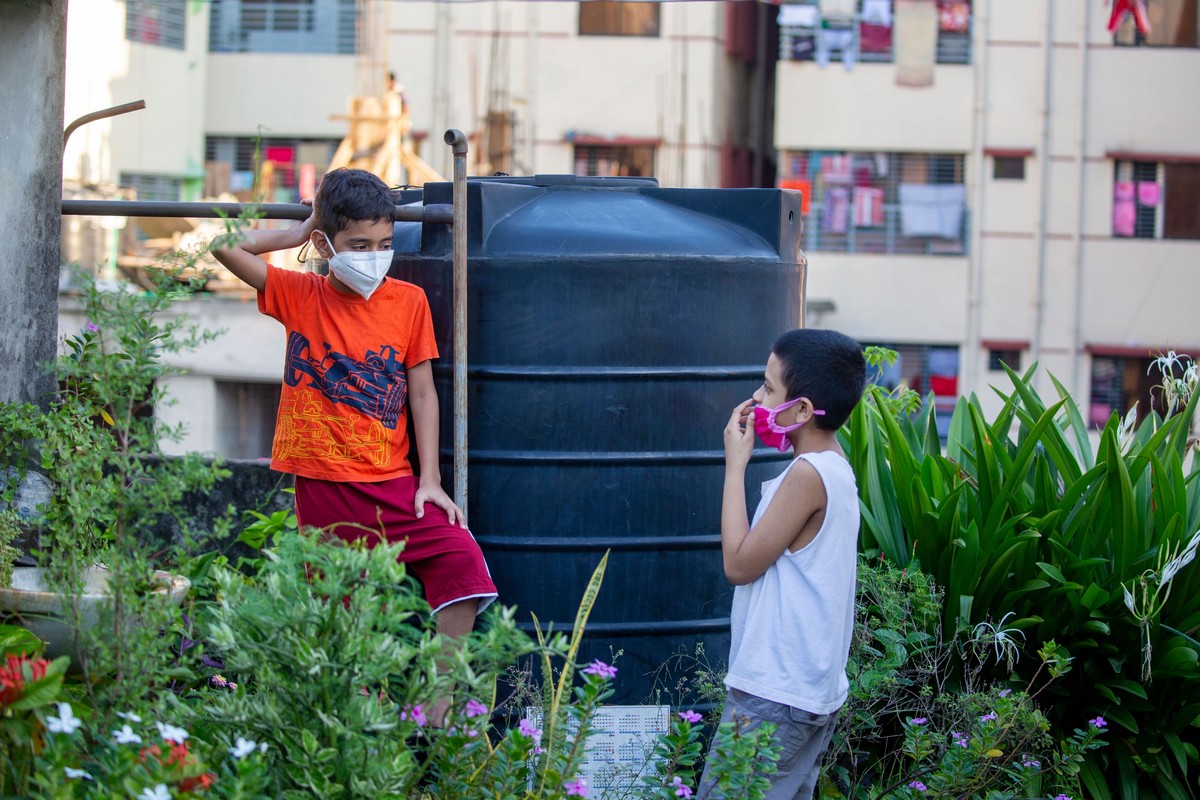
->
[[1030, 1, 1054, 390], [964, 1, 990, 397], [1069, 3, 1092, 399], [445, 129, 469, 518]]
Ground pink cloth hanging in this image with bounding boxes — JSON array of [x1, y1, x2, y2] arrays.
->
[[1137, 181, 1161, 207], [853, 187, 885, 227], [821, 155, 853, 184], [1113, 199, 1136, 236], [1113, 181, 1135, 201], [822, 187, 851, 233]]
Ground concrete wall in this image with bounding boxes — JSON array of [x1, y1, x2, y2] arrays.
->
[[1, 1, 67, 408]]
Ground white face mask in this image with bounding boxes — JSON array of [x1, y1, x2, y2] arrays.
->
[[321, 232, 392, 300]]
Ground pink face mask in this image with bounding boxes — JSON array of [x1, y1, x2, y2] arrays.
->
[[753, 397, 826, 453]]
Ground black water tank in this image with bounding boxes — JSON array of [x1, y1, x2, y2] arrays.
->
[[390, 175, 804, 706]]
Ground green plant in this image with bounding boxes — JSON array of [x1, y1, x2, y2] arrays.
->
[[842, 355, 1200, 798]]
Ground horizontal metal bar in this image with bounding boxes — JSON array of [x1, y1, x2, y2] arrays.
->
[[440, 364, 765, 381], [475, 534, 721, 552], [452, 449, 787, 465], [61, 199, 452, 224], [515, 618, 731, 636]]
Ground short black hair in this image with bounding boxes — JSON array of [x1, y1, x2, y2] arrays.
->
[[772, 328, 867, 431], [313, 168, 395, 236]]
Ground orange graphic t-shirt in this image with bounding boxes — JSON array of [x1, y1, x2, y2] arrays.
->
[[258, 265, 439, 482]]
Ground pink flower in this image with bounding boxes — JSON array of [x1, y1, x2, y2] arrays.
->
[[400, 705, 428, 727], [518, 718, 543, 744], [583, 660, 618, 679], [1089, 716, 1107, 729], [678, 710, 702, 724], [465, 698, 489, 719], [565, 777, 589, 796], [670, 776, 693, 798]]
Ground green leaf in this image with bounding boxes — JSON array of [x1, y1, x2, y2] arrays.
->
[[0, 624, 45, 658], [1035, 561, 1066, 584]]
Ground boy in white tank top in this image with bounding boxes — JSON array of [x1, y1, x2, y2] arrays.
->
[[698, 329, 867, 800]]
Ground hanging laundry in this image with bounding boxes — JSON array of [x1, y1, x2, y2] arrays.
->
[[861, 0, 894, 52], [778, 4, 820, 27], [1112, 181, 1136, 236], [819, 0, 858, 20], [822, 187, 851, 234], [1108, 0, 1151, 35], [821, 154, 853, 184], [853, 162, 875, 187], [899, 183, 966, 238], [894, 0, 939, 87], [937, 0, 970, 33], [779, 179, 814, 215], [853, 187, 885, 227], [862, 0, 894, 26], [816, 24, 858, 69], [791, 34, 817, 61], [1137, 181, 1161, 207]]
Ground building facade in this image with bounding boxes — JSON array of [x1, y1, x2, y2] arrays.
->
[[58, 1, 1200, 456]]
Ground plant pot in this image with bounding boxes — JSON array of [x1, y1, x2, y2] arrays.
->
[[0, 565, 191, 665]]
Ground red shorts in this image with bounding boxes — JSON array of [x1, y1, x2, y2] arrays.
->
[[294, 475, 497, 615]]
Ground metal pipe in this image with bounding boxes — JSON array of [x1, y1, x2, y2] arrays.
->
[[1069, 2, 1092, 400], [61, 199, 452, 224], [964, 1, 990, 396], [63, 100, 146, 152], [445, 128, 469, 518], [1030, 1, 1054, 391]]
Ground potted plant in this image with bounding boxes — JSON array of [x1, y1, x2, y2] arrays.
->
[[0, 266, 227, 680]]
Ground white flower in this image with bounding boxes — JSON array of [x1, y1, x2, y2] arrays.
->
[[63, 767, 93, 780], [156, 721, 189, 744], [47, 702, 82, 735], [116, 711, 143, 724], [139, 784, 172, 800], [259, 741, 269, 753], [112, 724, 142, 745], [229, 736, 259, 759]]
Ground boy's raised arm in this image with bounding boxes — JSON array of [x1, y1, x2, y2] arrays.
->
[[210, 212, 316, 292]]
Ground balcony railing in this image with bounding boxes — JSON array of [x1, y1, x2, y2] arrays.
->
[[802, 201, 970, 256], [208, 0, 358, 55]]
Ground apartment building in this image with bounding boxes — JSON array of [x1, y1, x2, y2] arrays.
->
[[775, 0, 1200, 430], [61, 0, 767, 457], [58, 1, 1200, 456]]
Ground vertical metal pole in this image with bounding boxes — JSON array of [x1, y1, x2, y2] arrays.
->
[[445, 129, 469, 519]]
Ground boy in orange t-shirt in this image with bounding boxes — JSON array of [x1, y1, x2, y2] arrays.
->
[[212, 168, 497, 643]]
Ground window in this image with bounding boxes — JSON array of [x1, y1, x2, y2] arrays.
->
[[216, 381, 281, 459], [992, 156, 1026, 181], [119, 172, 183, 202], [208, 0, 357, 54], [579, 2, 660, 37], [987, 348, 1021, 371], [1089, 353, 1187, 427], [1113, 0, 1199, 47], [205, 136, 339, 201], [125, 0, 186, 50], [573, 144, 655, 178], [868, 342, 960, 437], [778, 0, 972, 65], [778, 151, 968, 255], [1113, 159, 1200, 240]]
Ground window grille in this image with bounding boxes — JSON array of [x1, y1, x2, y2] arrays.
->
[[216, 380, 281, 459], [125, 0, 187, 50], [1088, 354, 1179, 427], [866, 341, 960, 437], [208, 0, 358, 54], [1112, 159, 1200, 240], [205, 135, 339, 200], [119, 172, 183, 202], [987, 348, 1021, 371], [573, 144, 655, 178], [992, 156, 1026, 181], [779, 150, 969, 255], [778, 0, 972, 66]]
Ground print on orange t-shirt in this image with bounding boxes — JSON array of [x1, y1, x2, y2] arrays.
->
[[258, 265, 439, 482]]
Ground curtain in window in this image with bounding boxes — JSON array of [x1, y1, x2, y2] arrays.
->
[[1163, 163, 1200, 239]]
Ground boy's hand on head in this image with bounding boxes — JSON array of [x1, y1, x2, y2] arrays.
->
[[724, 398, 756, 471], [414, 481, 467, 527]]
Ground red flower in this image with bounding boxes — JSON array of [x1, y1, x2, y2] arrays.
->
[[178, 771, 216, 793], [0, 654, 50, 706]]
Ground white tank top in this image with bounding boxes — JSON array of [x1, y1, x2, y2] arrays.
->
[[724, 450, 859, 715]]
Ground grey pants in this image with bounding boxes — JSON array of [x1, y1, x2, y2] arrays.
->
[[698, 688, 838, 800]]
